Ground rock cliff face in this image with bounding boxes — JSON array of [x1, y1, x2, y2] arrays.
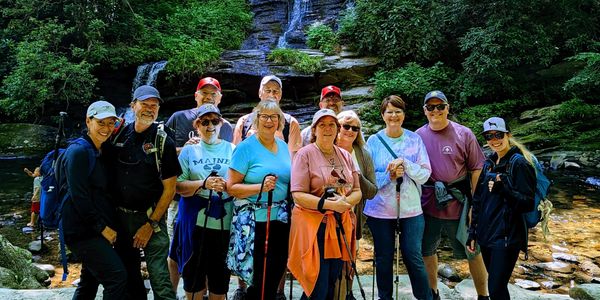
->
[[242, 0, 348, 50]]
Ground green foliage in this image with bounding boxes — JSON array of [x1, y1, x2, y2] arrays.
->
[[268, 49, 323, 74], [552, 99, 600, 125], [306, 23, 339, 55], [564, 52, 600, 102], [0, 0, 252, 121], [338, 0, 445, 68], [455, 100, 522, 138]]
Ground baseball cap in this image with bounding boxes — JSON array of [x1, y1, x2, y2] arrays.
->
[[132, 85, 163, 103], [482, 117, 510, 133], [320, 85, 342, 101], [196, 104, 221, 119], [196, 77, 221, 92], [311, 108, 338, 127], [87, 101, 117, 119], [260, 75, 283, 89], [424, 90, 448, 105]]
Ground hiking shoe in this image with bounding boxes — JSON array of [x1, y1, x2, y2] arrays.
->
[[477, 296, 490, 300], [232, 288, 246, 300], [432, 289, 441, 300], [275, 291, 286, 300]]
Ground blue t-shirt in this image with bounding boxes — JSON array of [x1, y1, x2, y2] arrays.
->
[[178, 140, 235, 229], [229, 135, 291, 222]]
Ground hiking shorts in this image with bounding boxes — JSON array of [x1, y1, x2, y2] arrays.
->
[[31, 201, 40, 213], [422, 215, 479, 260], [182, 226, 231, 294]]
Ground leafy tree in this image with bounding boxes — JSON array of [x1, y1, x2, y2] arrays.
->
[[306, 23, 339, 55]]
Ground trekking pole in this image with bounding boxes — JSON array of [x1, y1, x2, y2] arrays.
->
[[394, 177, 403, 300], [333, 212, 367, 300], [260, 174, 276, 300], [191, 170, 219, 299], [372, 248, 375, 300]]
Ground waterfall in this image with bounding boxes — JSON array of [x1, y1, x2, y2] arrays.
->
[[277, 0, 312, 48], [122, 61, 167, 122], [131, 60, 168, 94]]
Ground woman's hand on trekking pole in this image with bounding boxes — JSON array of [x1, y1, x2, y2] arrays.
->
[[261, 175, 278, 193], [101, 226, 117, 245], [328, 193, 352, 213], [205, 176, 227, 193]]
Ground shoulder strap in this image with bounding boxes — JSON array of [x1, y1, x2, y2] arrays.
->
[[507, 153, 523, 176], [241, 114, 254, 141], [155, 122, 167, 173], [282, 114, 292, 143], [376, 132, 398, 159]]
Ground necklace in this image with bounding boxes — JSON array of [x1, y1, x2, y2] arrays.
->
[[315, 143, 336, 169]]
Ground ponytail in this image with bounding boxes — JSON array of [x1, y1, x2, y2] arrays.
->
[[508, 136, 536, 172]]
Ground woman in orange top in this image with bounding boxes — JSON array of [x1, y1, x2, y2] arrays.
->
[[289, 108, 362, 299]]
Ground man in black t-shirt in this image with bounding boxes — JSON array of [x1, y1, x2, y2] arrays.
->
[[106, 85, 182, 300]]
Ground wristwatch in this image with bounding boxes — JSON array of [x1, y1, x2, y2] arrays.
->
[[147, 218, 160, 232]]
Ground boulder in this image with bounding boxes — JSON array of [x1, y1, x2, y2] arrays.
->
[[454, 279, 570, 300], [32, 264, 55, 278], [581, 261, 600, 276], [553, 253, 579, 263], [0, 124, 57, 157], [536, 262, 575, 274], [569, 283, 600, 300], [0, 235, 44, 289], [514, 279, 541, 290]]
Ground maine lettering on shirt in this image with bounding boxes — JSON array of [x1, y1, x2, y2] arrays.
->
[[192, 157, 231, 166]]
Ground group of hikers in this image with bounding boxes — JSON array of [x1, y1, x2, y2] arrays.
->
[[53, 74, 537, 300]]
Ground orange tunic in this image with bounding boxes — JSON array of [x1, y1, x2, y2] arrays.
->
[[287, 205, 356, 296]]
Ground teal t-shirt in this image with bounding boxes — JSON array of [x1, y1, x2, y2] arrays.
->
[[230, 135, 291, 222], [177, 140, 235, 230]]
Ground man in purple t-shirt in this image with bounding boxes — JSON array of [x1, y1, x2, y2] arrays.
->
[[416, 90, 489, 300]]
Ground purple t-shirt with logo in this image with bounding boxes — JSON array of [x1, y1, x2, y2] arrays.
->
[[416, 121, 485, 219]]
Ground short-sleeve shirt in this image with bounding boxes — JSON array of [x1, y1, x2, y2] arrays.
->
[[178, 140, 235, 230], [229, 135, 291, 222], [105, 122, 183, 211], [32, 176, 42, 200], [416, 121, 485, 219], [166, 108, 233, 146], [290, 144, 359, 200]]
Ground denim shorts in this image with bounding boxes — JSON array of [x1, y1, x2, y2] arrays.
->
[[422, 214, 479, 260]]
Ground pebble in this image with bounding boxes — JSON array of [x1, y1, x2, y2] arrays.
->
[[514, 279, 541, 290], [564, 161, 581, 169], [536, 262, 574, 273], [28, 240, 42, 252], [540, 280, 560, 289], [553, 252, 578, 263]]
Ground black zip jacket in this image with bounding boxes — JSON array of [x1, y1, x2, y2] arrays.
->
[[59, 135, 119, 244], [470, 146, 535, 252]]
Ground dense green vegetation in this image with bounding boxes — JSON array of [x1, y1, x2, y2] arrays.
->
[[306, 23, 339, 55], [267, 48, 323, 74], [0, 0, 251, 122], [338, 0, 600, 149]]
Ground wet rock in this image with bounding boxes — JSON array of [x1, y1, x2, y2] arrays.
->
[[32, 264, 55, 278], [552, 245, 570, 252], [553, 252, 579, 263], [438, 263, 462, 282], [564, 161, 581, 169], [541, 280, 561, 289], [569, 283, 600, 300], [574, 271, 594, 283], [0, 123, 57, 157], [0, 235, 43, 289], [581, 261, 600, 276], [514, 279, 541, 290], [537, 262, 574, 273], [28, 240, 42, 253], [455, 279, 570, 299]]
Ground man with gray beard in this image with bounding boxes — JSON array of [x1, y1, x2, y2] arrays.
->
[[105, 85, 182, 300]]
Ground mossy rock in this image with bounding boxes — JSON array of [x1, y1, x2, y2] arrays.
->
[[0, 123, 57, 157], [0, 235, 44, 289]]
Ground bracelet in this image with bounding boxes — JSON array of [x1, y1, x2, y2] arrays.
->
[[317, 194, 327, 213]]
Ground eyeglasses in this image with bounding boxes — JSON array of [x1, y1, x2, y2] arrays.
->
[[424, 104, 448, 112], [197, 91, 219, 98], [321, 96, 342, 104], [483, 132, 505, 141], [200, 119, 220, 126], [342, 124, 360, 132], [258, 114, 280, 121]]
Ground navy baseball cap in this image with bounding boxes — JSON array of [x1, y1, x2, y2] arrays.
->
[[424, 90, 448, 105], [132, 85, 163, 103]]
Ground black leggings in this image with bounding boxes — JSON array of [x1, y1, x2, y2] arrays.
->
[[246, 220, 290, 300], [480, 246, 520, 300]]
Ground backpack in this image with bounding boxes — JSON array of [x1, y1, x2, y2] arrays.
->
[[241, 113, 292, 142], [41, 137, 96, 280], [507, 153, 552, 229]]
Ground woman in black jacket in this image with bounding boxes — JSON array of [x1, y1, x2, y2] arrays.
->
[[467, 117, 536, 300], [58, 101, 127, 299]]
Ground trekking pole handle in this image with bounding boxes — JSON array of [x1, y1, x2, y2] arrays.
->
[[396, 177, 403, 192]]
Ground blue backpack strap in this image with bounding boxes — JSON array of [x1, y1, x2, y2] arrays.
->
[[375, 132, 398, 159]]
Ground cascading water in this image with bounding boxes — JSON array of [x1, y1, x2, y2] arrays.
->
[[277, 0, 312, 48], [120, 61, 168, 121]]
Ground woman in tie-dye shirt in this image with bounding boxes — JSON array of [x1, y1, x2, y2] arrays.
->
[[364, 95, 433, 300]]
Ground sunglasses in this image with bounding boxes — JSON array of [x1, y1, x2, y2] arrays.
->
[[200, 119, 220, 126], [483, 132, 505, 141], [424, 104, 448, 112], [342, 124, 360, 132]]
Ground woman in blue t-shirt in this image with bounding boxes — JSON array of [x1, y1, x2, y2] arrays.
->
[[171, 104, 235, 300], [227, 100, 292, 300]]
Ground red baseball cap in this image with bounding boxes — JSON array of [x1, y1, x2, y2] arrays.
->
[[320, 85, 342, 101], [196, 77, 221, 92]]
